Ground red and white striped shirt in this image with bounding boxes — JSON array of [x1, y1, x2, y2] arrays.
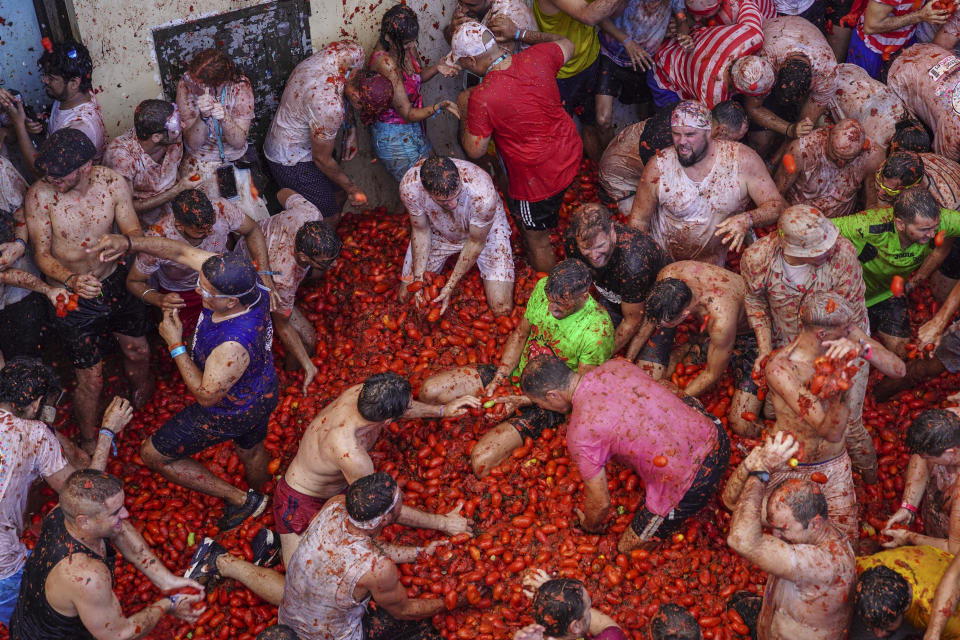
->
[[716, 0, 777, 25], [654, 0, 764, 107], [855, 0, 918, 54]]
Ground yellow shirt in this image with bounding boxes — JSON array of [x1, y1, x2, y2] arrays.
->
[[533, 0, 599, 78], [857, 546, 960, 639]]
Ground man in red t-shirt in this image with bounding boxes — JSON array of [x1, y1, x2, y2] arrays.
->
[[453, 22, 582, 273]]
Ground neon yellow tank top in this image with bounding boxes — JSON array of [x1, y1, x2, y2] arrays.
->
[[533, 0, 599, 79]]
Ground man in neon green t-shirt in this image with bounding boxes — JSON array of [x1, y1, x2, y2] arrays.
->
[[419, 259, 614, 476], [832, 189, 960, 355]]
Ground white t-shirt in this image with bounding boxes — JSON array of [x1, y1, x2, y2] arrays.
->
[[49, 94, 107, 163]]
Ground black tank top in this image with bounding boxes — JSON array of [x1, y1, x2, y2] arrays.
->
[[9, 508, 116, 640]]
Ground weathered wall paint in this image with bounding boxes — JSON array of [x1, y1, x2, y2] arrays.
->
[[0, 0, 47, 112]]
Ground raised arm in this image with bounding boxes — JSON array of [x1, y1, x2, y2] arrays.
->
[[95, 234, 213, 273]]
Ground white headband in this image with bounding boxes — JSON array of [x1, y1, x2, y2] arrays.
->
[[348, 486, 401, 530]]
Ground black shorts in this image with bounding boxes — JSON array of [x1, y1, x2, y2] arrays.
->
[[477, 364, 566, 440], [938, 238, 960, 279], [797, 0, 826, 30], [364, 602, 440, 640], [631, 406, 730, 539], [596, 55, 652, 105], [638, 329, 760, 394], [50, 262, 149, 369], [150, 382, 279, 458], [267, 159, 342, 219], [824, 0, 855, 22], [868, 296, 911, 338], [510, 186, 568, 232], [557, 58, 598, 125], [0, 292, 46, 359]]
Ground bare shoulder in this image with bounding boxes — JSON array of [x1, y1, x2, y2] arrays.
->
[[25, 180, 55, 215], [49, 551, 112, 595], [736, 142, 767, 170], [92, 165, 128, 190]]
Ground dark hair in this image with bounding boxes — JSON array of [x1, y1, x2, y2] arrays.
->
[[544, 259, 591, 300], [60, 470, 124, 519], [295, 221, 342, 261], [172, 189, 215, 229], [0, 357, 60, 410], [346, 472, 398, 522], [906, 409, 960, 456], [712, 100, 747, 134], [892, 120, 931, 153], [894, 188, 940, 224], [201, 253, 260, 306], [650, 603, 702, 640], [38, 41, 93, 92], [856, 566, 911, 632], [532, 579, 587, 636], [520, 354, 576, 399], [380, 4, 419, 72], [568, 203, 614, 245], [773, 57, 811, 106], [188, 48, 245, 88], [770, 478, 828, 528], [0, 209, 16, 244], [644, 278, 692, 323], [638, 108, 676, 164], [134, 99, 175, 140], [420, 156, 460, 197], [882, 151, 924, 187], [256, 625, 300, 640], [358, 373, 411, 422]]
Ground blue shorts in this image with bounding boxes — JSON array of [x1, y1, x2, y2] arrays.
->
[[150, 385, 278, 458], [647, 68, 680, 110], [370, 120, 432, 182], [846, 31, 884, 79], [0, 560, 26, 625]]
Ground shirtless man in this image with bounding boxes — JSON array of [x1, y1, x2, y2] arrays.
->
[[881, 409, 960, 554], [631, 261, 762, 437], [274, 372, 478, 564], [24, 128, 151, 454], [887, 43, 960, 163], [630, 100, 784, 266], [776, 119, 885, 219], [726, 435, 856, 640], [10, 470, 205, 638], [728, 292, 904, 544]]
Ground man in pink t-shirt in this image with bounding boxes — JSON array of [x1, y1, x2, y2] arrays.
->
[[520, 355, 730, 552]]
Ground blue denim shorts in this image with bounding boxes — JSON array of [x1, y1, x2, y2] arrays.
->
[[370, 120, 432, 182], [0, 558, 27, 625]]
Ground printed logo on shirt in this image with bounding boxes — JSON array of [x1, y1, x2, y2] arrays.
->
[[929, 55, 960, 83], [594, 283, 623, 305]]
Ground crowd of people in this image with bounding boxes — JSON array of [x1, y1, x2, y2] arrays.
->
[[6, 0, 960, 636]]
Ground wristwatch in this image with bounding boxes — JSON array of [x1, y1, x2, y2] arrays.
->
[[748, 469, 770, 483]]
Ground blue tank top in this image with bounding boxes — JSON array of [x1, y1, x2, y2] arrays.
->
[[190, 282, 277, 417]]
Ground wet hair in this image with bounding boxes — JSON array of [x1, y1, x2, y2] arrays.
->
[[894, 188, 940, 224], [379, 4, 419, 72], [567, 203, 614, 245], [769, 478, 827, 528], [638, 108, 676, 164], [650, 603, 702, 640], [256, 626, 300, 640], [906, 409, 960, 456], [295, 221, 342, 261], [357, 373, 412, 422], [0, 357, 60, 410], [856, 566, 911, 632], [532, 579, 588, 636], [520, 354, 576, 399], [420, 156, 460, 197], [172, 189, 215, 229], [201, 253, 260, 306], [0, 209, 16, 244], [188, 48, 245, 88], [892, 120, 931, 153], [712, 100, 747, 135], [881, 151, 924, 188], [544, 259, 592, 300], [346, 472, 398, 522], [773, 57, 811, 106], [38, 41, 93, 92], [134, 99, 175, 140], [799, 291, 853, 329], [644, 278, 693, 324], [60, 470, 123, 519]]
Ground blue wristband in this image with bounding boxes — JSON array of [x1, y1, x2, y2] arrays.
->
[[14, 237, 26, 248], [514, 28, 521, 40], [99, 428, 117, 456], [169, 345, 187, 358]]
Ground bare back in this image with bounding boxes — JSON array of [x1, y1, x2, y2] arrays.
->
[[283, 385, 384, 499], [661, 261, 748, 335]]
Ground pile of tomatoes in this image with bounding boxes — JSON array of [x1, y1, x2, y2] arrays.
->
[[2, 159, 958, 640]]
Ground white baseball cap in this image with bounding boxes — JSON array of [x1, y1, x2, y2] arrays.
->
[[451, 21, 497, 59]]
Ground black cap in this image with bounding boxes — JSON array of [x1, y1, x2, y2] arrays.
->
[[35, 128, 96, 178]]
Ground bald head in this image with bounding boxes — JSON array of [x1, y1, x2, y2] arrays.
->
[[829, 119, 866, 163]]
